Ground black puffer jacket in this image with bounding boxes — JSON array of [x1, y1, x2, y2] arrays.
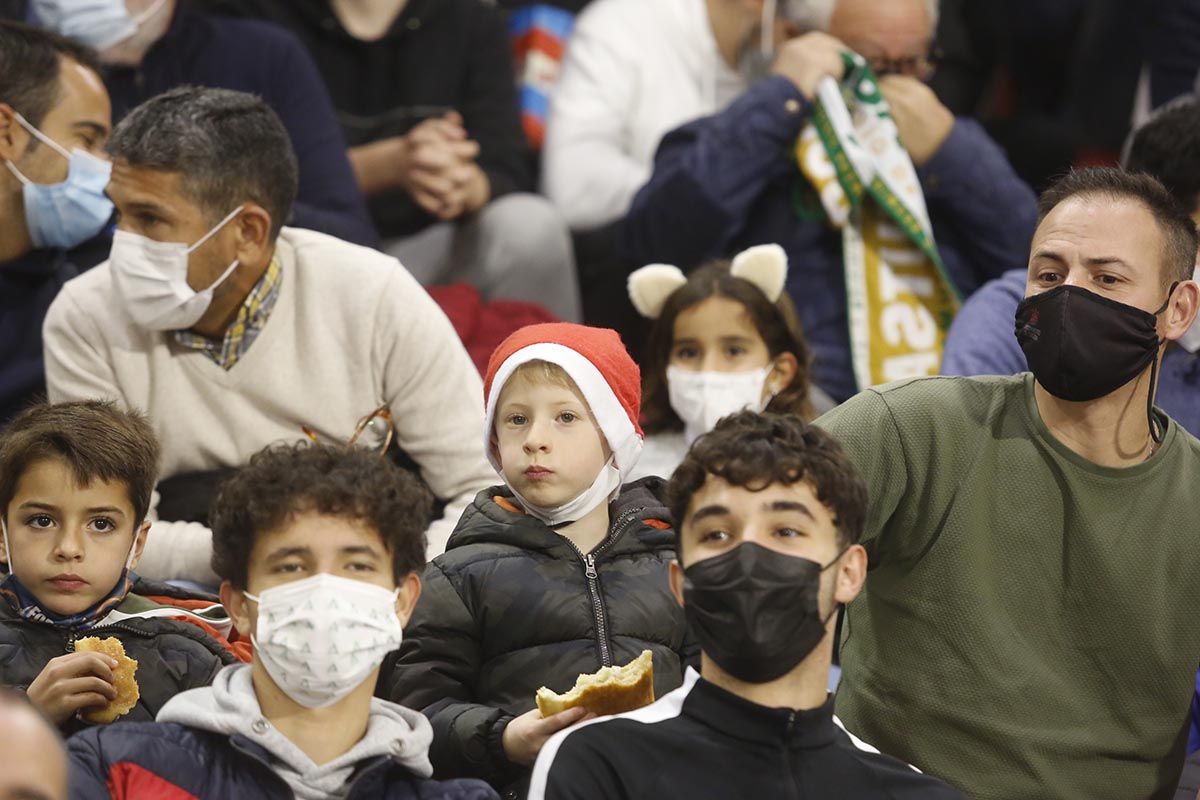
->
[[384, 478, 695, 797], [0, 577, 240, 735]]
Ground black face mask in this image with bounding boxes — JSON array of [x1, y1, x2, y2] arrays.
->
[[1015, 283, 1176, 441], [682, 542, 842, 685]]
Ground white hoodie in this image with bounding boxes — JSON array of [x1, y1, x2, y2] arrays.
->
[[541, 0, 746, 230], [157, 664, 434, 800]]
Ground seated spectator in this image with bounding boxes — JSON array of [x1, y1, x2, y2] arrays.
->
[[943, 95, 1200, 436], [20, 0, 379, 246], [541, 0, 754, 230], [816, 168, 1200, 798], [625, 244, 833, 482], [0, 401, 242, 735], [68, 442, 498, 800], [621, 0, 1037, 403], [385, 323, 693, 797], [0, 688, 67, 800], [0, 22, 110, 424], [43, 87, 495, 584], [529, 411, 963, 799], [207, 0, 582, 322]]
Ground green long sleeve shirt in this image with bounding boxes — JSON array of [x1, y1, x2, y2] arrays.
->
[[816, 373, 1200, 800]]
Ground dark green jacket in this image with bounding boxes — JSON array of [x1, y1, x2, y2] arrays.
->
[[384, 478, 695, 796]]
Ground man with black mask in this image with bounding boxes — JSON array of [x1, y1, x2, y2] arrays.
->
[[817, 166, 1200, 799], [527, 411, 963, 800]]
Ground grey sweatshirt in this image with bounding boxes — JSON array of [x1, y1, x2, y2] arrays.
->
[[158, 664, 433, 800]]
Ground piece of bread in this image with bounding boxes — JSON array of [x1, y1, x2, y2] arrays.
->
[[536, 650, 655, 718], [75, 636, 139, 724]]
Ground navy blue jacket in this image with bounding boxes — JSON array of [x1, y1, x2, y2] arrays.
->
[[69, 720, 499, 800], [0, 247, 83, 424], [99, 2, 379, 247], [620, 75, 1038, 402]]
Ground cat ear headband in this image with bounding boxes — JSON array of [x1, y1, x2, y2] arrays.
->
[[626, 244, 788, 319]]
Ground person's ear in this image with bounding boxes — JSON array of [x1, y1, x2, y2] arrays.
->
[[394, 571, 422, 627], [669, 559, 686, 608], [221, 580, 255, 636], [231, 203, 273, 265], [126, 519, 152, 571], [766, 351, 799, 397], [832, 543, 868, 606], [1163, 278, 1200, 341], [0, 103, 29, 166]]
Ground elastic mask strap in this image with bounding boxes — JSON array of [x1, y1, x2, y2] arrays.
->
[[1, 518, 12, 574], [1146, 281, 1179, 446], [1153, 281, 1181, 316], [1148, 355, 1165, 445], [759, 0, 777, 57], [133, 0, 168, 24], [818, 544, 853, 625], [205, 258, 242, 293], [12, 112, 71, 161], [186, 205, 245, 254], [4, 160, 29, 186]]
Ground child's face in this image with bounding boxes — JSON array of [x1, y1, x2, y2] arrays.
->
[[671, 296, 785, 403], [1, 458, 147, 616], [494, 374, 611, 508]]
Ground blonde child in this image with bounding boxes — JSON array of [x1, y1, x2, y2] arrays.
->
[[386, 323, 694, 797]]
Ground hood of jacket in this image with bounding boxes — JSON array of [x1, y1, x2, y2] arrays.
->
[[158, 664, 434, 800]]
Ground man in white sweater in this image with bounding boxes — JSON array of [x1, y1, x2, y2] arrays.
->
[[42, 86, 496, 585]]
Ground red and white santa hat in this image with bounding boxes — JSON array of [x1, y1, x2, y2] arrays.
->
[[483, 323, 644, 477]]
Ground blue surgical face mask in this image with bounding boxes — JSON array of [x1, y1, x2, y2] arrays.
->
[[5, 112, 114, 250], [29, 0, 168, 51]]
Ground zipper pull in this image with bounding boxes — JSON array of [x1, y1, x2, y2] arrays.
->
[[585, 554, 598, 579]]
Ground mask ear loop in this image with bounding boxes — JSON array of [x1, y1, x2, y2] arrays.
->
[[1148, 281, 1180, 446], [1, 518, 13, 575]]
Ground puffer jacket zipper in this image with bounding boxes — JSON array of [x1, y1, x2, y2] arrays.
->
[[64, 619, 165, 654], [563, 506, 646, 668]]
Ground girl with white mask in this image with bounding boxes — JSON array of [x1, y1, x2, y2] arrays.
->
[[627, 244, 834, 482]]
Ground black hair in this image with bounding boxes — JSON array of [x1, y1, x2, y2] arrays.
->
[[209, 442, 432, 589], [1125, 96, 1200, 216], [1038, 167, 1198, 286], [0, 21, 101, 130], [667, 411, 866, 554]]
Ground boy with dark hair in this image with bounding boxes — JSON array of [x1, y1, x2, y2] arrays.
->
[[68, 442, 497, 800], [0, 401, 241, 733], [528, 411, 963, 799], [387, 323, 692, 797]]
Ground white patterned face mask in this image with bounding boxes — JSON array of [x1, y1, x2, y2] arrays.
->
[[245, 573, 403, 709]]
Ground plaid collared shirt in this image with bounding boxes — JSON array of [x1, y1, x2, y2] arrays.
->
[[173, 257, 281, 370]]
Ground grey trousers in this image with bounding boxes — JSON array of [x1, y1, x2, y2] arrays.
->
[[382, 193, 582, 322]]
